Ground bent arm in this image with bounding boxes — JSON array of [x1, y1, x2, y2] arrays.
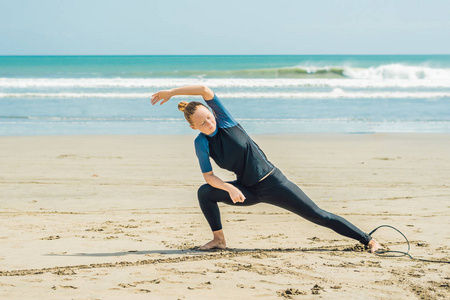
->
[[151, 85, 214, 105], [203, 171, 246, 203], [169, 85, 214, 100], [203, 171, 234, 192]]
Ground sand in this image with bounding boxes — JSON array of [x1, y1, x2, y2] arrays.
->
[[0, 133, 449, 299]]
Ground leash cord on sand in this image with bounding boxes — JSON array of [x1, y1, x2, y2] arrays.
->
[[369, 225, 450, 264]]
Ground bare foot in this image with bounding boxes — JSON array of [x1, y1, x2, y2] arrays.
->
[[368, 238, 383, 253], [198, 238, 227, 250]]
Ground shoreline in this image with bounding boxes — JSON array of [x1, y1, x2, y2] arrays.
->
[[2, 132, 450, 137]]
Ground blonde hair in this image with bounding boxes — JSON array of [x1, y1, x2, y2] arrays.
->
[[178, 101, 207, 125]]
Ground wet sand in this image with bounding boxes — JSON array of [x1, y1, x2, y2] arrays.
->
[[0, 134, 449, 299]]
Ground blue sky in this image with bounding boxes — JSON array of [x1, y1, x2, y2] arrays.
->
[[1, 0, 449, 55]]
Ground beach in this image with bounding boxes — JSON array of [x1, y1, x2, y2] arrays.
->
[[0, 133, 449, 299]]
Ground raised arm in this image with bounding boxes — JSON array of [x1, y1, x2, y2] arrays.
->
[[151, 85, 214, 105]]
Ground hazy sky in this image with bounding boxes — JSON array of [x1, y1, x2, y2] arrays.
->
[[1, 0, 449, 55]]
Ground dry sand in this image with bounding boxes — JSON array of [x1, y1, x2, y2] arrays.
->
[[0, 133, 449, 299]]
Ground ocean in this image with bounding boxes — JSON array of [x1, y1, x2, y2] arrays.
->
[[0, 55, 449, 136]]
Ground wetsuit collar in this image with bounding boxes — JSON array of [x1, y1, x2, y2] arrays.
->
[[207, 126, 218, 137]]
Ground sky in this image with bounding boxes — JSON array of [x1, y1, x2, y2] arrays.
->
[[0, 0, 449, 55]]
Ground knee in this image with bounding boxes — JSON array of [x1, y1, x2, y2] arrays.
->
[[310, 209, 334, 226], [197, 183, 214, 203]]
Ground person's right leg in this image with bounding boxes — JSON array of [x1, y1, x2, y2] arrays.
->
[[196, 181, 261, 250], [197, 181, 261, 231]]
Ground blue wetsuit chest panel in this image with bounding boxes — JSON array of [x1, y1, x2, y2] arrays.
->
[[194, 94, 274, 187]]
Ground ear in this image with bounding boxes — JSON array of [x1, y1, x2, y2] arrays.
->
[[190, 124, 196, 130]]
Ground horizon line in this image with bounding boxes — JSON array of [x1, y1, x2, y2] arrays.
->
[[1, 54, 450, 57]]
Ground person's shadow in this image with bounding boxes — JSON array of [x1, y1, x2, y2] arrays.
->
[[46, 249, 197, 257], [45, 245, 356, 257]]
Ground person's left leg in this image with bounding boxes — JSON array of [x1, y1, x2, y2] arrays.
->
[[258, 178, 373, 246]]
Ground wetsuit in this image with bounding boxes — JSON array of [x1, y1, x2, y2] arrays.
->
[[195, 94, 372, 245]]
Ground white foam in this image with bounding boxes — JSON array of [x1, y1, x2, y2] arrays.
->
[[1, 77, 450, 89], [220, 91, 450, 99], [343, 64, 450, 80], [21, 116, 184, 121], [1, 91, 449, 99]]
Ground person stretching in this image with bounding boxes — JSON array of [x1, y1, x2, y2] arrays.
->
[[151, 85, 382, 253]]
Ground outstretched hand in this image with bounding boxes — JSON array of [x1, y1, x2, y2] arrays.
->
[[151, 90, 172, 105]]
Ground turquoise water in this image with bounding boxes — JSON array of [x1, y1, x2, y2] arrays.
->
[[1, 55, 449, 135], [2, 55, 450, 78]]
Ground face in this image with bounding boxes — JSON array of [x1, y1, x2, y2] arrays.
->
[[190, 106, 217, 135]]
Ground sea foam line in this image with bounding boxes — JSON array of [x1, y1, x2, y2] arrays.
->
[[1, 116, 448, 123], [1, 91, 450, 99], [1, 77, 450, 88], [0, 116, 185, 121], [343, 64, 450, 80]]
